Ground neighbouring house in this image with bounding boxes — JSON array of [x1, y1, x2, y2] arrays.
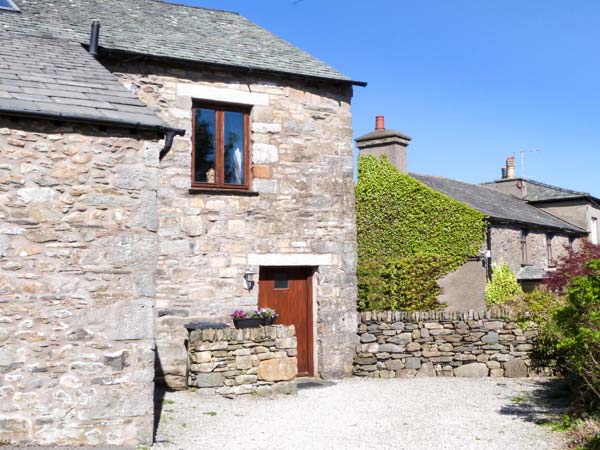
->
[[356, 117, 587, 308], [0, 0, 363, 446], [483, 157, 600, 245]]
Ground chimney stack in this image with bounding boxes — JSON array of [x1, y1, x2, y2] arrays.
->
[[355, 116, 412, 173], [505, 156, 515, 179]]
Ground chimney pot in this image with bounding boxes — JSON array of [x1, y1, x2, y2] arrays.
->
[[375, 116, 385, 131]]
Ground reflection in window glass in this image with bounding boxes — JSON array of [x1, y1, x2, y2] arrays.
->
[[194, 108, 216, 184], [274, 272, 288, 289], [0, 0, 19, 11], [223, 111, 245, 185]]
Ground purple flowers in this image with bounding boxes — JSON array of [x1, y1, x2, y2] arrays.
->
[[229, 309, 247, 320], [229, 308, 277, 320]]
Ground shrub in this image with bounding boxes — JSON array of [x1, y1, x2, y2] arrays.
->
[[506, 288, 565, 326], [356, 156, 486, 311], [551, 259, 600, 410], [546, 240, 600, 292], [358, 254, 448, 311], [485, 263, 523, 305]]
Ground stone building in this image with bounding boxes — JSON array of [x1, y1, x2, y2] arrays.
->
[[356, 118, 586, 308], [0, 32, 175, 446], [484, 157, 600, 246], [0, 0, 363, 446]]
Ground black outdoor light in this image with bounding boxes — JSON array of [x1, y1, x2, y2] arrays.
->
[[243, 267, 257, 291]]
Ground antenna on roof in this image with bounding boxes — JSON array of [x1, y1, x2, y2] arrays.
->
[[514, 148, 541, 179]]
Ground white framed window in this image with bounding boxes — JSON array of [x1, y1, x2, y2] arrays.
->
[[592, 217, 598, 245]]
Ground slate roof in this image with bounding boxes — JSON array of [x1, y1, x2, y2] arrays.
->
[[0, 32, 169, 131], [482, 178, 600, 204], [411, 173, 586, 234], [522, 179, 599, 203], [0, 0, 363, 86]]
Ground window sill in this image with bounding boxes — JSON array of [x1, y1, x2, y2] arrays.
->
[[188, 188, 259, 197]]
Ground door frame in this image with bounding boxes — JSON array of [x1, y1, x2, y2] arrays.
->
[[258, 266, 314, 377]]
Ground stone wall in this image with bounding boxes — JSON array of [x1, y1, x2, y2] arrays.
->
[[0, 118, 159, 446], [354, 310, 551, 378], [107, 60, 358, 386], [188, 325, 297, 397]]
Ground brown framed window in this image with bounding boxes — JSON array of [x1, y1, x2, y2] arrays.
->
[[546, 233, 555, 267], [520, 229, 529, 265], [191, 103, 250, 190]]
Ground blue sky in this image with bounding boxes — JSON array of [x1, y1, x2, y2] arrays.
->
[[184, 0, 600, 194]]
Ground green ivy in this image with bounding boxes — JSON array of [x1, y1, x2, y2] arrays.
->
[[356, 156, 487, 311], [485, 263, 524, 305]]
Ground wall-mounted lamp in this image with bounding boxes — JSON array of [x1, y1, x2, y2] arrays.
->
[[243, 266, 257, 291]]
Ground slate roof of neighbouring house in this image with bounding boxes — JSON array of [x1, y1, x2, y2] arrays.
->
[[0, 0, 363, 86], [0, 32, 169, 131], [411, 173, 587, 234], [482, 178, 600, 204], [522, 179, 599, 203]]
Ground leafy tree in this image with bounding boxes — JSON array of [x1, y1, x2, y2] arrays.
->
[[545, 240, 600, 292]]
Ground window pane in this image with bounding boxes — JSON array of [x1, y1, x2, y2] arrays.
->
[[0, 0, 18, 10], [223, 111, 245, 185], [274, 272, 288, 289], [194, 108, 216, 184]]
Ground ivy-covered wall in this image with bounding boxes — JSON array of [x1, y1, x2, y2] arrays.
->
[[356, 156, 487, 311]]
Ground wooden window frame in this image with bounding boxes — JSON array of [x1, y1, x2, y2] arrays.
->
[[191, 102, 251, 191]]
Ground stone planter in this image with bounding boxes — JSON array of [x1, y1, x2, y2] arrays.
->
[[233, 317, 263, 329]]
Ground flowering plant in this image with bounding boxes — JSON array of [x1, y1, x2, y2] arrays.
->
[[229, 310, 247, 320], [256, 307, 277, 318]]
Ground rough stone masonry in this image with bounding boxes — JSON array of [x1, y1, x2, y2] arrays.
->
[[107, 60, 359, 388], [354, 310, 552, 378], [0, 118, 159, 446]]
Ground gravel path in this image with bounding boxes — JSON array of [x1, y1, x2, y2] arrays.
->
[[152, 377, 567, 450]]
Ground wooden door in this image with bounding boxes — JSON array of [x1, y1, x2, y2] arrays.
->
[[258, 267, 313, 377]]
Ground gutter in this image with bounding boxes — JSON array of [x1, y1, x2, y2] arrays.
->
[[100, 47, 368, 88], [488, 217, 587, 236], [0, 108, 185, 160], [159, 127, 186, 160]]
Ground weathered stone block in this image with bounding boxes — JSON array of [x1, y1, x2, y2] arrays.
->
[[503, 358, 528, 378], [194, 373, 224, 388], [454, 363, 489, 378], [257, 357, 297, 381]]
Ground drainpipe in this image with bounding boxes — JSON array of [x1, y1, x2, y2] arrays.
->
[[89, 20, 100, 58], [159, 128, 186, 161], [486, 227, 493, 281]]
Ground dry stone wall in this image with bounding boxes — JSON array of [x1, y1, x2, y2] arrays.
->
[[107, 60, 358, 386], [187, 325, 297, 397], [354, 310, 551, 378], [0, 118, 159, 446]]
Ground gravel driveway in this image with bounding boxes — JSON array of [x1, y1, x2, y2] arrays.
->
[[152, 377, 566, 450]]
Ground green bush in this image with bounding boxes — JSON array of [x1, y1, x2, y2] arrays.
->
[[358, 254, 448, 311], [356, 156, 486, 311], [485, 264, 523, 305], [552, 259, 600, 410], [506, 288, 565, 326]]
